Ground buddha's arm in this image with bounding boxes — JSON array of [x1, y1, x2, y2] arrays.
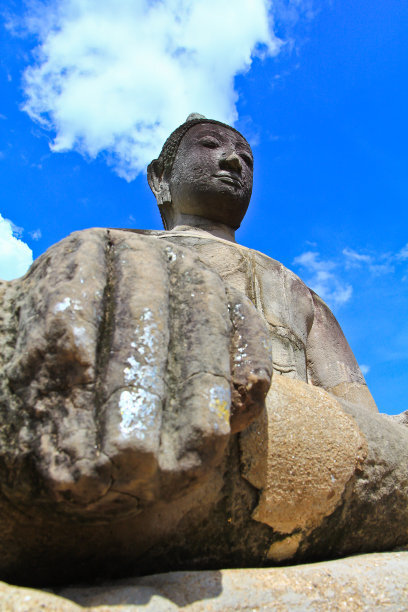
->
[[306, 291, 378, 412]]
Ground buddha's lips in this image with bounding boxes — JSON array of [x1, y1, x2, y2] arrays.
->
[[213, 172, 242, 187]]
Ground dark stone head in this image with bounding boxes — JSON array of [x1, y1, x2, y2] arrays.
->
[[147, 114, 253, 231]]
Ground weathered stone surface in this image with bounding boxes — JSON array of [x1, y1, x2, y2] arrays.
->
[[1, 277, 408, 585], [1, 256, 408, 587], [0, 228, 271, 521], [385, 410, 408, 427], [2, 552, 408, 610], [309, 398, 408, 559], [240, 377, 408, 563], [240, 377, 368, 546], [0, 582, 81, 611], [146, 230, 378, 414]]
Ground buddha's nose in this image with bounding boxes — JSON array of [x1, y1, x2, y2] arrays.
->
[[220, 152, 242, 172]]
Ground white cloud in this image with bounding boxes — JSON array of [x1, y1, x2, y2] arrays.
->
[[295, 241, 408, 316], [329, 284, 353, 304], [30, 228, 42, 240], [343, 246, 395, 275], [342, 247, 372, 266], [360, 364, 370, 376], [0, 214, 33, 280], [368, 263, 395, 275], [7, 219, 24, 239], [397, 243, 408, 260], [18, 0, 282, 180], [293, 251, 353, 306]]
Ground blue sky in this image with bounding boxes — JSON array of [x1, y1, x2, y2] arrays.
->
[[1, 0, 407, 414]]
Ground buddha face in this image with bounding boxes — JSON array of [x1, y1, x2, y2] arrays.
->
[[168, 123, 253, 229]]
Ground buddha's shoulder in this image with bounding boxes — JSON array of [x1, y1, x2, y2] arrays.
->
[[138, 229, 318, 304], [146, 228, 309, 285]]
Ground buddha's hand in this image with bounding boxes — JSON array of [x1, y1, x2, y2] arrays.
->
[[0, 229, 271, 518]]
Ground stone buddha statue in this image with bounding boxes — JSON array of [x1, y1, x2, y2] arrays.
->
[[144, 113, 377, 412], [0, 114, 407, 587]]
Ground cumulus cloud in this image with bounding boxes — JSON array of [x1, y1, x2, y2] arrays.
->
[[293, 251, 353, 306], [17, 0, 282, 180], [0, 214, 33, 280]]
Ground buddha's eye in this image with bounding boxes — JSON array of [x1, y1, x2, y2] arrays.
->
[[199, 137, 220, 148], [240, 153, 253, 168]]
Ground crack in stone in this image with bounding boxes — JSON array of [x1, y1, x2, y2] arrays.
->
[[94, 230, 116, 451]]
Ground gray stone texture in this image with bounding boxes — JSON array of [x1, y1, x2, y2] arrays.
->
[[142, 229, 378, 413], [0, 228, 407, 587], [0, 228, 274, 583], [1, 551, 408, 610], [240, 377, 408, 563]]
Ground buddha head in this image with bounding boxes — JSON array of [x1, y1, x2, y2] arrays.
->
[[147, 114, 253, 231]]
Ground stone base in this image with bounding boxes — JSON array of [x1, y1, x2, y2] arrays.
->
[[2, 551, 408, 610]]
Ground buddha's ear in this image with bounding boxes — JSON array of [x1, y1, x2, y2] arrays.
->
[[147, 159, 174, 230], [147, 160, 171, 207]]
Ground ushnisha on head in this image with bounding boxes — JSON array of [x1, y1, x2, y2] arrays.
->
[[147, 113, 253, 239]]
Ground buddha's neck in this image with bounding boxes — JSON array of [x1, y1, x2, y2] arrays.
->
[[169, 214, 236, 243]]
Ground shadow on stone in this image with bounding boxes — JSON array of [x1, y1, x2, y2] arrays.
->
[[56, 570, 224, 609]]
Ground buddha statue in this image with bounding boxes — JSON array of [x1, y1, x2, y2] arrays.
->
[[0, 114, 407, 587], [145, 113, 377, 413]]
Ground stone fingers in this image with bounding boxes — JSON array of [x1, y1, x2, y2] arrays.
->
[[158, 245, 232, 496], [100, 232, 170, 507], [1, 229, 112, 509], [227, 286, 272, 434], [0, 229, 273, 521]]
